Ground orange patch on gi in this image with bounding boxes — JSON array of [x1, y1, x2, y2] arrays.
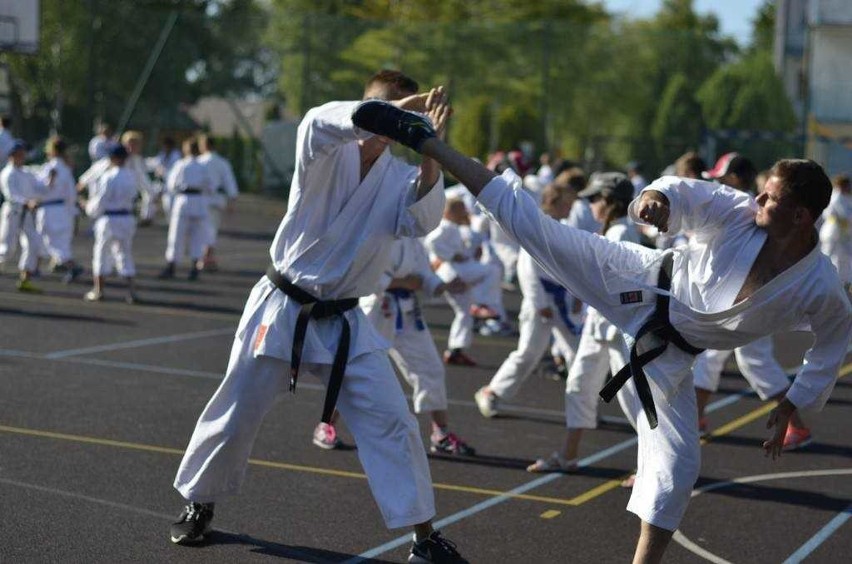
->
[[254, 324, 268, 351]]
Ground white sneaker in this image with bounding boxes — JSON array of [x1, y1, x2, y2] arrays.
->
[[312, 422, 342, 450], [474, 388, 499, 418]]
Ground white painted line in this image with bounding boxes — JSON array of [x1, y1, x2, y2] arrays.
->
[[675, 468, 852, 563], [783, 502, 852, 564], [45, 328, 235, 359], [672, 531, 733, 564], [0, 476, 174, 520]]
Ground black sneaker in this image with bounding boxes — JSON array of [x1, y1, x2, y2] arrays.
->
[[351, 100, 436, 152], [158, 263, 176, 279], [170, 502, 214, 545], [409, 531, 468, 563], [188, 267, 200, 281]]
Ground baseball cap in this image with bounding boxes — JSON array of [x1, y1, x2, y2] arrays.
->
[[702, 152, 755, 180], [578, 172, 634, 202], [10, 139, 28, 154]]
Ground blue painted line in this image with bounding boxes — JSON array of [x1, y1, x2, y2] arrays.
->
[[782, 502, 852, 564], [345, 388, 755, 563]]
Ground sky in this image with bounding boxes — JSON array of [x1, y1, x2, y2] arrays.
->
[[599, 0, 766, 45]]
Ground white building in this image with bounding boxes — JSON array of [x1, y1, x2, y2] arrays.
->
[[775, 0, 852, 174]]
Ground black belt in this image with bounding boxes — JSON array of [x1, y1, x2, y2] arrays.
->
[[599, 253, 704, 429], [103, 209, 132, 216], [182, 188, 202, 194], [265, 265, 359, 424]]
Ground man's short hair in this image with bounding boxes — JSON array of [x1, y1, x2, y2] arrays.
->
[[674, 151, 707, 179], [364, 70, 419, 100], [769, 159, 832, 219], [1, 115, 11, 128], [833, 174, 850, 190], [199, 134, 215, 150]]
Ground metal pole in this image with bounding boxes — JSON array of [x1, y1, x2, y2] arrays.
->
[[116, 11, 179, 134]]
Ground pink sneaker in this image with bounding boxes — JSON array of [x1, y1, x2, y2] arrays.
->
[[782, 425, 812, 451], [312, 422, 342, 450]]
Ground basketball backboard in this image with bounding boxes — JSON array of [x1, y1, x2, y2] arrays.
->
[[0, 0, 39, 54]]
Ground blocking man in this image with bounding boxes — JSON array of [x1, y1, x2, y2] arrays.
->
[[170, 72, 468, 563]]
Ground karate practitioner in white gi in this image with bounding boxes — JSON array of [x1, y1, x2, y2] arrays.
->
[[527, 173, 641, 474], [425, 198, 504, 365], [198, 135, 239, 271], [170, 71, 468, 563], [159, 138, 214, 281], [474, 180, 584, 418], [353, 102, 851, 563], [316, 237, 475, 455], [0, 140, 43, 292], [820, 173, 851, 288], [149, 137, 182, 216], [34, 137, 83, 283], [120, 131, 156, 226], [83, 145, 139, 303]]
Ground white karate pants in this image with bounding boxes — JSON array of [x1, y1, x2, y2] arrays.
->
[[0, 204, 41, 272], [564, 325, 639, 429], [139, 183, 159, 221], [166, 209, 210, 264], [692, 335, 789, 400], [488, 309, 581, 400], [443, 288, 475, 350], [362, 297, 448, 414], [173, 312, 436, 529], [92, 216, 136, 277], [36, 205, 74, 263]]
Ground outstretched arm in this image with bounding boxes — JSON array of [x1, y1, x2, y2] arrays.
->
[[420, 137, 497, 196]]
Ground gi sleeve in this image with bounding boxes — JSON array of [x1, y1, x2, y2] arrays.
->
[[629, 176, 753, 236], [413, 243, 445, 296], [298, 101, 372, 163], [425, 223, 461, 262], [786, 287, 852, 411], [395, 172, 445, 237], [165, 161, 182, 194]]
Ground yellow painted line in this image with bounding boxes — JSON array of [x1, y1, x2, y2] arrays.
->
[[540, 510, 561, 519], [564, 473, 635, 505], [700, 402, 776, 446], [0, 424, 578, 506]]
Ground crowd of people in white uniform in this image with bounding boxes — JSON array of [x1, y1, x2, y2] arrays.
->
[[0, 117, 239, 302], [2, 68, 850, 564]]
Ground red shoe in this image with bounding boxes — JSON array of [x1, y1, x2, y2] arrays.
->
[[782, 425, 812, 451], [469, 304, 499, 320], [443, 349, 477, 366], [698, 417, 709, 436]]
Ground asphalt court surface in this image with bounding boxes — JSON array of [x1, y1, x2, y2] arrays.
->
[[0, 193, 850, 563]]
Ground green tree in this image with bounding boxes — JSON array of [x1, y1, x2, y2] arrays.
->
[[652, 73, 703, 165]]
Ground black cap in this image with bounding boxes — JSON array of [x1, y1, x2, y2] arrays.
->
[[578, 172, 634, 203], [108, 143, 128, 159]]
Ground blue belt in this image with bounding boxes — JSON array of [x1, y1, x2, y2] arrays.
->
[[539, 278, 583, 335], [103, 209, 132, 216], [38, 199, 66, 207], [386, 288, 425, 331]]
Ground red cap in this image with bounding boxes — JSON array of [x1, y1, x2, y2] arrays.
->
[[702, 152, 739, 179]]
